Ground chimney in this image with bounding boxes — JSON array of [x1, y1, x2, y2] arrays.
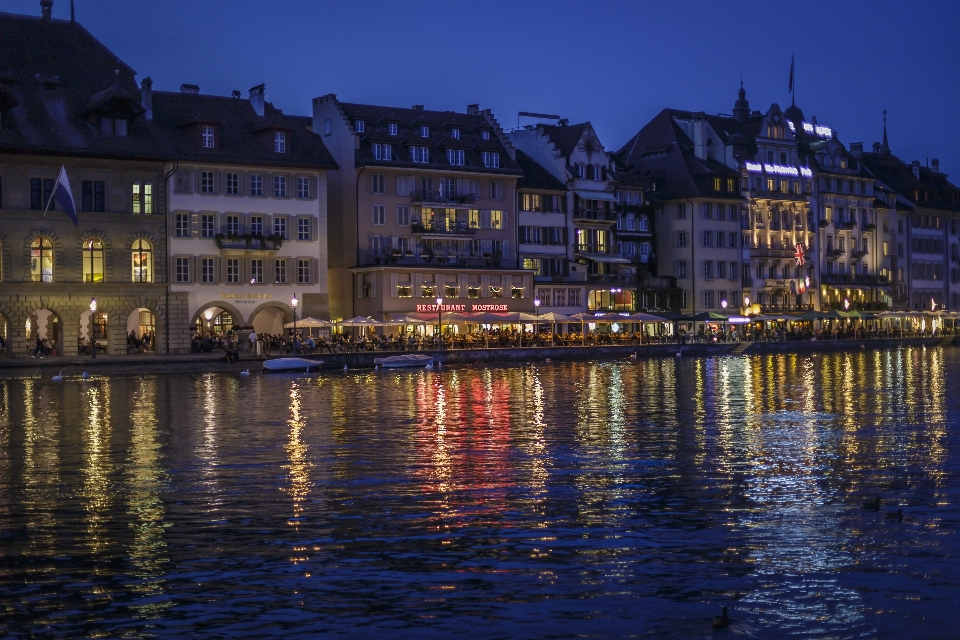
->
[[231, 90, 240, 98], [411, 105, 424, 111], [911, 160, 921, 179], [850, 142, 863, 157], [140, 77, 153, 120], [932, 158, 940, 173], [249, 83, 265, 117], [466, 104, 479, 115], [872, 142, 883, 153], [179, 83, 199, 94], [40, 0, 52, 20]]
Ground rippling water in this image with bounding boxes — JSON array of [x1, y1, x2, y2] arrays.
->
[[1, 347, 958, 638]]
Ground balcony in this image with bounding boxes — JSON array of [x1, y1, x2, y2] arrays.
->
[[850, 250, 868, 261], [573, 209, 617, 224], [749, 247, 796, 259], [819, 218, 831, 227], [821, 273, 890, 286], [410, 222, 477, 237], [410, 191, 477, 207], [836, 220, 856, 230], [214, 233, 283, 251], [863, 223, 877, 232], [827, 248, 845, 259], [638, 275, 678, 289]]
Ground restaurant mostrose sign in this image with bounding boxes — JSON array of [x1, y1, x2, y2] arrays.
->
[[416, 303, 511, 312]]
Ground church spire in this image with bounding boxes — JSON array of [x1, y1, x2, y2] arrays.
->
[[881, 109, 890, 154], [733, 82, 750, 123]]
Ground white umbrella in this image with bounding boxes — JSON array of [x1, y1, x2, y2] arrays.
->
[[337, 316, 383, 327], [283, 317, 331, 329]]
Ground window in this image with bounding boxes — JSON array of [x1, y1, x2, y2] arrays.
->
[[717, 261, 726, 279], [716, 231, 725, 248], [175, 213, 190, 237], [250, 259, 263, 284], [114, 119, 127, 136], [468, 209, 480, 228], [100, 118, 114, 136], [323, 119, 331, 135], [701, 203, 711, 219], [201, 125, 215, 148], [420, 125, 429, 138], [490, 181, 503, 200], [298, 218, 310, 240], [297, 259, 310, 283], [388, 123, 398, 135], [450, 128, 461, 140], [131, 183, 153, 213], [201, 258, 215, 283], [703, 290, 715, 308], [227, 215, 240, 235], [730, 262, 739, 279], [201, 214, 215, 237], [372, 143, 392, 161], [175, 257, 190, 283], [275, 259, 286, 284], [372, 205, 385, 225], [766, 178, 774, 191], [396, 175, 415, 196], [274, 216, 287, 238], [713, 177, 721, 190], [523, 193, 541, 211], [250, 174, 263, 196], [30, 178, 43, 210], [490, 210, 504, 229], [355, 120, 365, 133], [297, 176, 309, 198], [371, 173, 385, 194], [446, 149, 465, 165], [676, 231, 688, 247], [481, 130, 490, 140], [410, 146, 429, 163], [397, 206, 410, 226], [675, 203, 687, 219], [251, 216, 263, 236], [226, 172, 240, 195], [80, 180, 106, 212], [482, 151, 501, 168], [676, 260, 687, 279], [700, 230, 712, 247], [30, 237, 54, 282], [227, 258, 239, 283], [272, 175, 286, 197], [200, 171, 215, 194], [703, 260, 713, 279]]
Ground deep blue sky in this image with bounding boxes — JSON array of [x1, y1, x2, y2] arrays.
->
[[13, 0, 960, 176]]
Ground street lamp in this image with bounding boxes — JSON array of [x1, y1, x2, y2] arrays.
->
[[844, 297, 850, 311], [436, 296, 443, 349], [721, 299, 728, 310], [89, 298, 97, 359], [534, 297, 541, 317], [291, 293, 299, 353]]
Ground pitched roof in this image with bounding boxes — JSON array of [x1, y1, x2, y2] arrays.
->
[[862, 151, 960, 212], [0, 11, 169, 161], [336, 101, 521, 175], [152, 91, 337, 169], [536, 122, 589, 158], [515, 150, 566, 191]]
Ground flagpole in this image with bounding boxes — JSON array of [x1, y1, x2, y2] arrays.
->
[[41, 165, 65, 218]]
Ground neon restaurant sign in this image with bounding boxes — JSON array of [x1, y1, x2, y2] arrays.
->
[[745, 161, 813, 178], [415, 303, 511, 312], [787, 120, 833, 139]]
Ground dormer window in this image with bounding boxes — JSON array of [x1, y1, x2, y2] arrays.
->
[[115, 119, 128, 136], [388, 123, 398, 135], [482, 151, 500, 168], [201, 125, 215, 148], [274, 131, 286, 153], [446, 149, 464, 165], [420, 125, 429, 138], [100, 117, 113, 135], [481, 131, 490, 140], [451, 128, 460, 140], [355, 120, 365, 133]]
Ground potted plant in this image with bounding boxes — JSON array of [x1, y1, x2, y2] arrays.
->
[[214, 233, 226, 249]]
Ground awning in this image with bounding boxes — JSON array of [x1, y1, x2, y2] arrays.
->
[[588, 255, 631, 263], [575, 189, 618, 202]]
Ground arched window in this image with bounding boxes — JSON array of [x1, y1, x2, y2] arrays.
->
[[83, 239, 104, 282], [30, 237, 54, 282], [132, 239, 153, 283]]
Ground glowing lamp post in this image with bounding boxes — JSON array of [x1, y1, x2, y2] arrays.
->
[[844, 297, 850, 311], [436, 296, 443, 349], [291, 294, 299, 353], [90, 298, 97, 359]]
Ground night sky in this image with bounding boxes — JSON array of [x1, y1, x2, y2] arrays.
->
[[12, 0, 960, 175]]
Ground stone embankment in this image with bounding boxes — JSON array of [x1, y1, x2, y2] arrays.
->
[[0, 337, 951, 376]]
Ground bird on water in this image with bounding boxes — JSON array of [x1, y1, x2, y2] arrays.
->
[[712, 606, 730, 628]]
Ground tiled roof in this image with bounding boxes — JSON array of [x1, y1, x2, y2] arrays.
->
[[515, 150, 566, 191], [0, 12, 169, 161], [152, 92, 337, 170], [862, 151, 960, 212], [537, 122, 589, 158], [337, 101, 521, 175]]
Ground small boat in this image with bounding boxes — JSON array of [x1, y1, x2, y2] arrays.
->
[[374, 354, 435, 369], [263, 357, 322, 373]]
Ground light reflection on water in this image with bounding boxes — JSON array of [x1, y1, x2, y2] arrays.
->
[[0, 347, 957, 638]]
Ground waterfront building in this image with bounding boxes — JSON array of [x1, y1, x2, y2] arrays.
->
[[155, 83, 337, 339], [510, 121, 640, 313], [0, 7, 180, 356], [313, 96, 533, 323], [860, 121, 960, 309]]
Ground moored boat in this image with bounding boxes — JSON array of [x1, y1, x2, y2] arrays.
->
[[374, 354, 435, 368], [263, 357, 323, 372]]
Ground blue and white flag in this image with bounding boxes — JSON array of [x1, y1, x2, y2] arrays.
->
[[43, 165, 78, 226]]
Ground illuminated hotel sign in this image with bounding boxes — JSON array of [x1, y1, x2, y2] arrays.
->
[[788, 120, 833, 139], [745, 161, 813, 178], [415, 303, 511, 312]]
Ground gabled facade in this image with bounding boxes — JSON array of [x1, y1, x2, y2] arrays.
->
[[0, 9, 177, 356], [154, 83, 337, 341], [314, 96, 532, 322]]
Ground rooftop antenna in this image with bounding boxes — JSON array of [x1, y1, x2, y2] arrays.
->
[[70, 0, 75, 23], [789, 54, 795, 106]]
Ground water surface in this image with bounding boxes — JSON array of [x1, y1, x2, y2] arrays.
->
[[1, 348, 958, 638]]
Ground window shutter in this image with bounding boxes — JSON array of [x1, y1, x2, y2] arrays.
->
[[481, 210, 490, 229], [502, 240, 509, 259], [370, 273, 378, 298], [480, 274, 490, 296], [390, 273, 398, 297], [501, 210, 508, 230], [413, 272, 422, 297]]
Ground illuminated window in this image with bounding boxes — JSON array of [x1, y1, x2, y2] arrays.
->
[[131, 238, 152, 283], [490, 210, 503, 229], [83, 238, 104, 283], [30, 237, 54, 282]]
